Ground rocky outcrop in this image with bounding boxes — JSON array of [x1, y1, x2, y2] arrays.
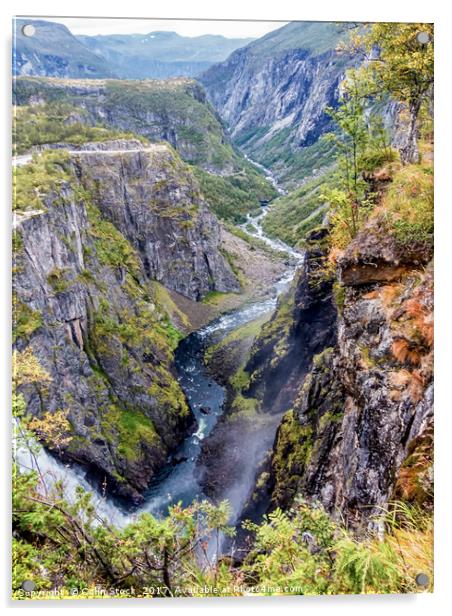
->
[[338, 217, 433, 286], [200, 22, 355, 187], [72, 141, 239, 300], [13, 142, 238, 503], [268, 228, 434, 526]]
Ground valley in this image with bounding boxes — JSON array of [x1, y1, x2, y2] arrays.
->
[[12, 19, 434, 598]]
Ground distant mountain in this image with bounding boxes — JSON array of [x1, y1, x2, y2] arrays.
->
[[200, 22, 356, 188], [77, 31, 254, 79], [13, 19, 116, 78], [12, 18, 254, 80]]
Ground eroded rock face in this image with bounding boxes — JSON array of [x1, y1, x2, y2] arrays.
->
[[269, 230, 434, 526], [245, 234, 337, 414], [338, 217, 433, 286], [72, 143, 239, 300], [200, 25, 355, 187], [13, 143, 238, 503]]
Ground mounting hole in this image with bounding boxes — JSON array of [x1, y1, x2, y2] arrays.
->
[[21, 24, 36, 37], [415, 572, 429, 587], [416, 31, 430, 45], [21, 579, 36, 592]]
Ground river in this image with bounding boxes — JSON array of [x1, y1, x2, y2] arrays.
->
[[15, 159, 303, 533]]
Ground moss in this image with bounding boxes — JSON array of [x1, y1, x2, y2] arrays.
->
[[47, 267, 72, 294], [313, 347, 334, 368], [76, 269, 97, 285], [84, 198, 141, 279], [201, 290, 237, 306], [271, 409, 314, 506], [230, 393, 259, 419], [101, 404, 160, 464], [333, 281, 346, 315], [12, 297, 43, 342], [229, 367, 251, 391], [151, 281, 190, 331]]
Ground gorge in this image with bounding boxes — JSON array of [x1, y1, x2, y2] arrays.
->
[[12, 18, 434, 597]]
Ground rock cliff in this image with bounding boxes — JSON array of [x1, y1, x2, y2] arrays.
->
[[13, 142, 238, 503], [268, 226, 433, 525], [200, 22, 355, 188]]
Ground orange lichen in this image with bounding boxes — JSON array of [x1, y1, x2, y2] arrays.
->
[[391, 338, 421, 366]]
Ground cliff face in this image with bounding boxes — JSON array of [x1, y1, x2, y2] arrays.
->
[[245, 229, 337, 414], [269, 225, 434, 525], [72, 141, 239, 300], [200, 22, 354, 188], [13, 142, 238, 503]]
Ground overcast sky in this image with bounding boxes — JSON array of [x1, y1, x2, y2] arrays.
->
[[22, 17, 287, 39]]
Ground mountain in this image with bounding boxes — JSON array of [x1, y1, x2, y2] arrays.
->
[[12, 18, 253, 80], [77, 31, 254, 79], [13, 19, 116, 78], [14, 76, 276, 221], [200, 21, 356, 188]]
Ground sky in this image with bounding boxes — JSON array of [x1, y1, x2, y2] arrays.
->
[[22, 17, 287, 39]]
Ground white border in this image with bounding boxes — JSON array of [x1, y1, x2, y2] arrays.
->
[[2, 1, 451, 613]]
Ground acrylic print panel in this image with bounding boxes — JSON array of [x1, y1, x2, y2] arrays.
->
[[12, 16, 434, 600]]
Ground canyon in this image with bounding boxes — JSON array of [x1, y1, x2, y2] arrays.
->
[[13, 19, 433, 584]]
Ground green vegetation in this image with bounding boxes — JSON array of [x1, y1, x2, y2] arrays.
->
[[84, 198, 142, 279], [13, 150, 71, 212], [270, 409, 313, 505], [103, 79, 235, 171], [383, 160, 434, 246], [12, 453, 433, 598], [46, 267, 72, 294], [12, 297, 42, 343], [261, 173, 331, 247], [240, 132, 338, 190], [348, 23, 434, 164], [102, 405, 159, 464], [193, 165, 276, 223], [243, 499, 432, 595], [13, 101, 145, 154], [322, 68, 399, 248], [14, 77, 278, 222]]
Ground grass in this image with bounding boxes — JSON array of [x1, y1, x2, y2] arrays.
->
[[382, 161, 433, 246], [262, 172, 333, 246], [13, 150, 71, 212], [13, 101, 146, 155], [193, 165, 276, 223]]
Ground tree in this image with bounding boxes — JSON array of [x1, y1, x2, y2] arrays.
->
[[323, 69, 391, 244], [358, 23, 434, 164]]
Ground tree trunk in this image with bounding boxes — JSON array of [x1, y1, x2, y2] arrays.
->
[[400, 97, 422, 164]]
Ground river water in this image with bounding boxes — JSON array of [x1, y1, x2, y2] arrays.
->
[[15, 161, 304, 531]]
